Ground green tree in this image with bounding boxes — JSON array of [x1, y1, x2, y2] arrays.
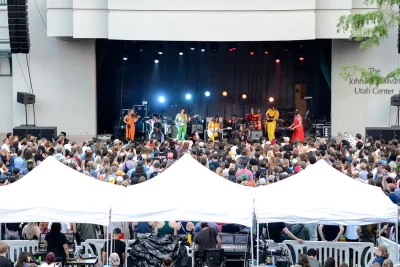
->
[[336, 0, 400, 86]]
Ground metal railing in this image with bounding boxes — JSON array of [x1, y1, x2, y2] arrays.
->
[[0, 0, 7, 6]]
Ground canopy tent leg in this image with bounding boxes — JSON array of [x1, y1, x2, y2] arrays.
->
[[257, 222, 260, 266], [107, 209, 112, 265], [250, 226, 254, 266]]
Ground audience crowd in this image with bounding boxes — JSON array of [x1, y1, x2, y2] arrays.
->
[[1, 131, 400, 266]]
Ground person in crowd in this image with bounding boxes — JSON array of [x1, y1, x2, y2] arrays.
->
[[44, 223, 69, 261], [307, 249, 320, 267], [325, 258, 335, 267], [318, 224, 344, 242], [383, 259, 393, 267], [262, 223, 304, 243], [194, 222, 222, 259], [162, 257, 174, 267], [0, 241, 13, 267], [106, 253, 121, 267], [102, 228, 126, 267], [157, 221, 177, 237], [371, 245, 389, 266], [16, 251, 31, 267], [297, 254, 311, 267], [41, 252, 57, 267], [132, 221, 155, 238], [22, 222, 40, 240]]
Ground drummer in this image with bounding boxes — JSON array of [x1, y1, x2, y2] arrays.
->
[[246, 108, 258, 126]]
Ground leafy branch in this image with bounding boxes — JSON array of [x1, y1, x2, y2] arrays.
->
[[336, 0, 400, 86]]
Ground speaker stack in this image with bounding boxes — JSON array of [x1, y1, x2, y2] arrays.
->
[[7, 0, 30, 54]]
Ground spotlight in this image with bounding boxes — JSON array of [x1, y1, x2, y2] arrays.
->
[[185, 94, 192, 100], [190, 47, 195, 51], [123, 56, 128, 61], [157, 43, 164, 55], [178, 44, 184, 55], [268, 97, 275, 103], [222, 91, 228, 97], [249, 45, 255, 56], [299, 56, 305, 61], [154, 59, 159, 64], [241, 93, 248, 100], [276, 59, 280, 63], [201, 49, 206, 52], [205, 91, 211, 97], [229, 48, 233, 52], [158, 96, 165, 103], [263, 43, 270, 54]]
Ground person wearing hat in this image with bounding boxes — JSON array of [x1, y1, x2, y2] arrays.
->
[[0, 174, 8, 186], [102, 228, 126, 267]]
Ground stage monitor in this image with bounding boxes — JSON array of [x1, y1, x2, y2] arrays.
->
[[234, 234, 248, 244], [221, 234, 234, 244]]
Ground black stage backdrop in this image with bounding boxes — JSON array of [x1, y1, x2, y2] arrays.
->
[[96, 40, 331, 135]]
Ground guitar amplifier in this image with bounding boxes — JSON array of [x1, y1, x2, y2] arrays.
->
[[251, 130, 263, 140]]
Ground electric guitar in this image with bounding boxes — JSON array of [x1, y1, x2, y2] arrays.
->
[[267, 116, 284, 123], [207, 127, 232, 138], [175, 114, 199, 128]]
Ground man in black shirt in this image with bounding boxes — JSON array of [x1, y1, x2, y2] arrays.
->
[[262, 222, 304, 243], [149, 162, 162, 179], [195, 222, 222, 258], [102, 228, 126, 267]]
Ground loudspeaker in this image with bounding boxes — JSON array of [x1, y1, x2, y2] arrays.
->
[[7, 0, 30, 54], [391, 94, 400, 106], [365, 127, 400, 142], [17, 92, 35, 104], [13, 125, 57, 140], [251, 130, 263, 140]]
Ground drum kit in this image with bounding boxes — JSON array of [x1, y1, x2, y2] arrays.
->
[[230, 114, 263, 141]]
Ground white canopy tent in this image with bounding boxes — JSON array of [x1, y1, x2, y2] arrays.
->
[[112, 154, 254, 226], [255, 159, 399, 225], [0, 156, 125, 226]]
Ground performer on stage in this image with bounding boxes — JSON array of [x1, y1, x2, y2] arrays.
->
[[289, 109, 304, 142], [175, 108, 189, 141], [255, 108, 263, 130], [246, 108, 258, 126], [207, 116, 221, 142], [124, 109, 140, 141], [147, 114, 164, 143], [266, 105, 280, 141]]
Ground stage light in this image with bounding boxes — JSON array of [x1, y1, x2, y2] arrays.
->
[[276, 59, 280, 63], [185, 94, 192, 100], [241, 93, 248, 100], [123, 56, 128, 61], [157, 43, 164, 55], [268, 97, 275, 103], [154, 59, 159, 64], [250, 51, 255, 56], [201, 49, 206, 52], [299, 57, 304, 61], [158, 96, 165, 103], [205, 91, 211, 97], [190, 47, 195, 51], [211, 43, 219, 53], [229, 48, 233, 52], [158, 52, 163, 55], [178, 44, 184, 55], [222, 91, 228, 97], [249, 44, 255, 56], [263, 43, 270, 54]]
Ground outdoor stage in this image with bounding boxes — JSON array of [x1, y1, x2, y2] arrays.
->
[[96, 40, 332, 137]]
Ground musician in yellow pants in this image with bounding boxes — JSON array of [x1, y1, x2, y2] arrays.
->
[[208, 116, 221, 142], [266, 106, 279, 141]]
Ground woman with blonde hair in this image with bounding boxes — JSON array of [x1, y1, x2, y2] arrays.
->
[[216, 167, 223, 177], [383, 259, 393, 267], [0, 241, 12, 267], [372, 245, 389, 266], [22, 222, 40, 240]]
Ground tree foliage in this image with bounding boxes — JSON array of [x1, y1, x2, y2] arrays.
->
[[336, 0, 400, 86]]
